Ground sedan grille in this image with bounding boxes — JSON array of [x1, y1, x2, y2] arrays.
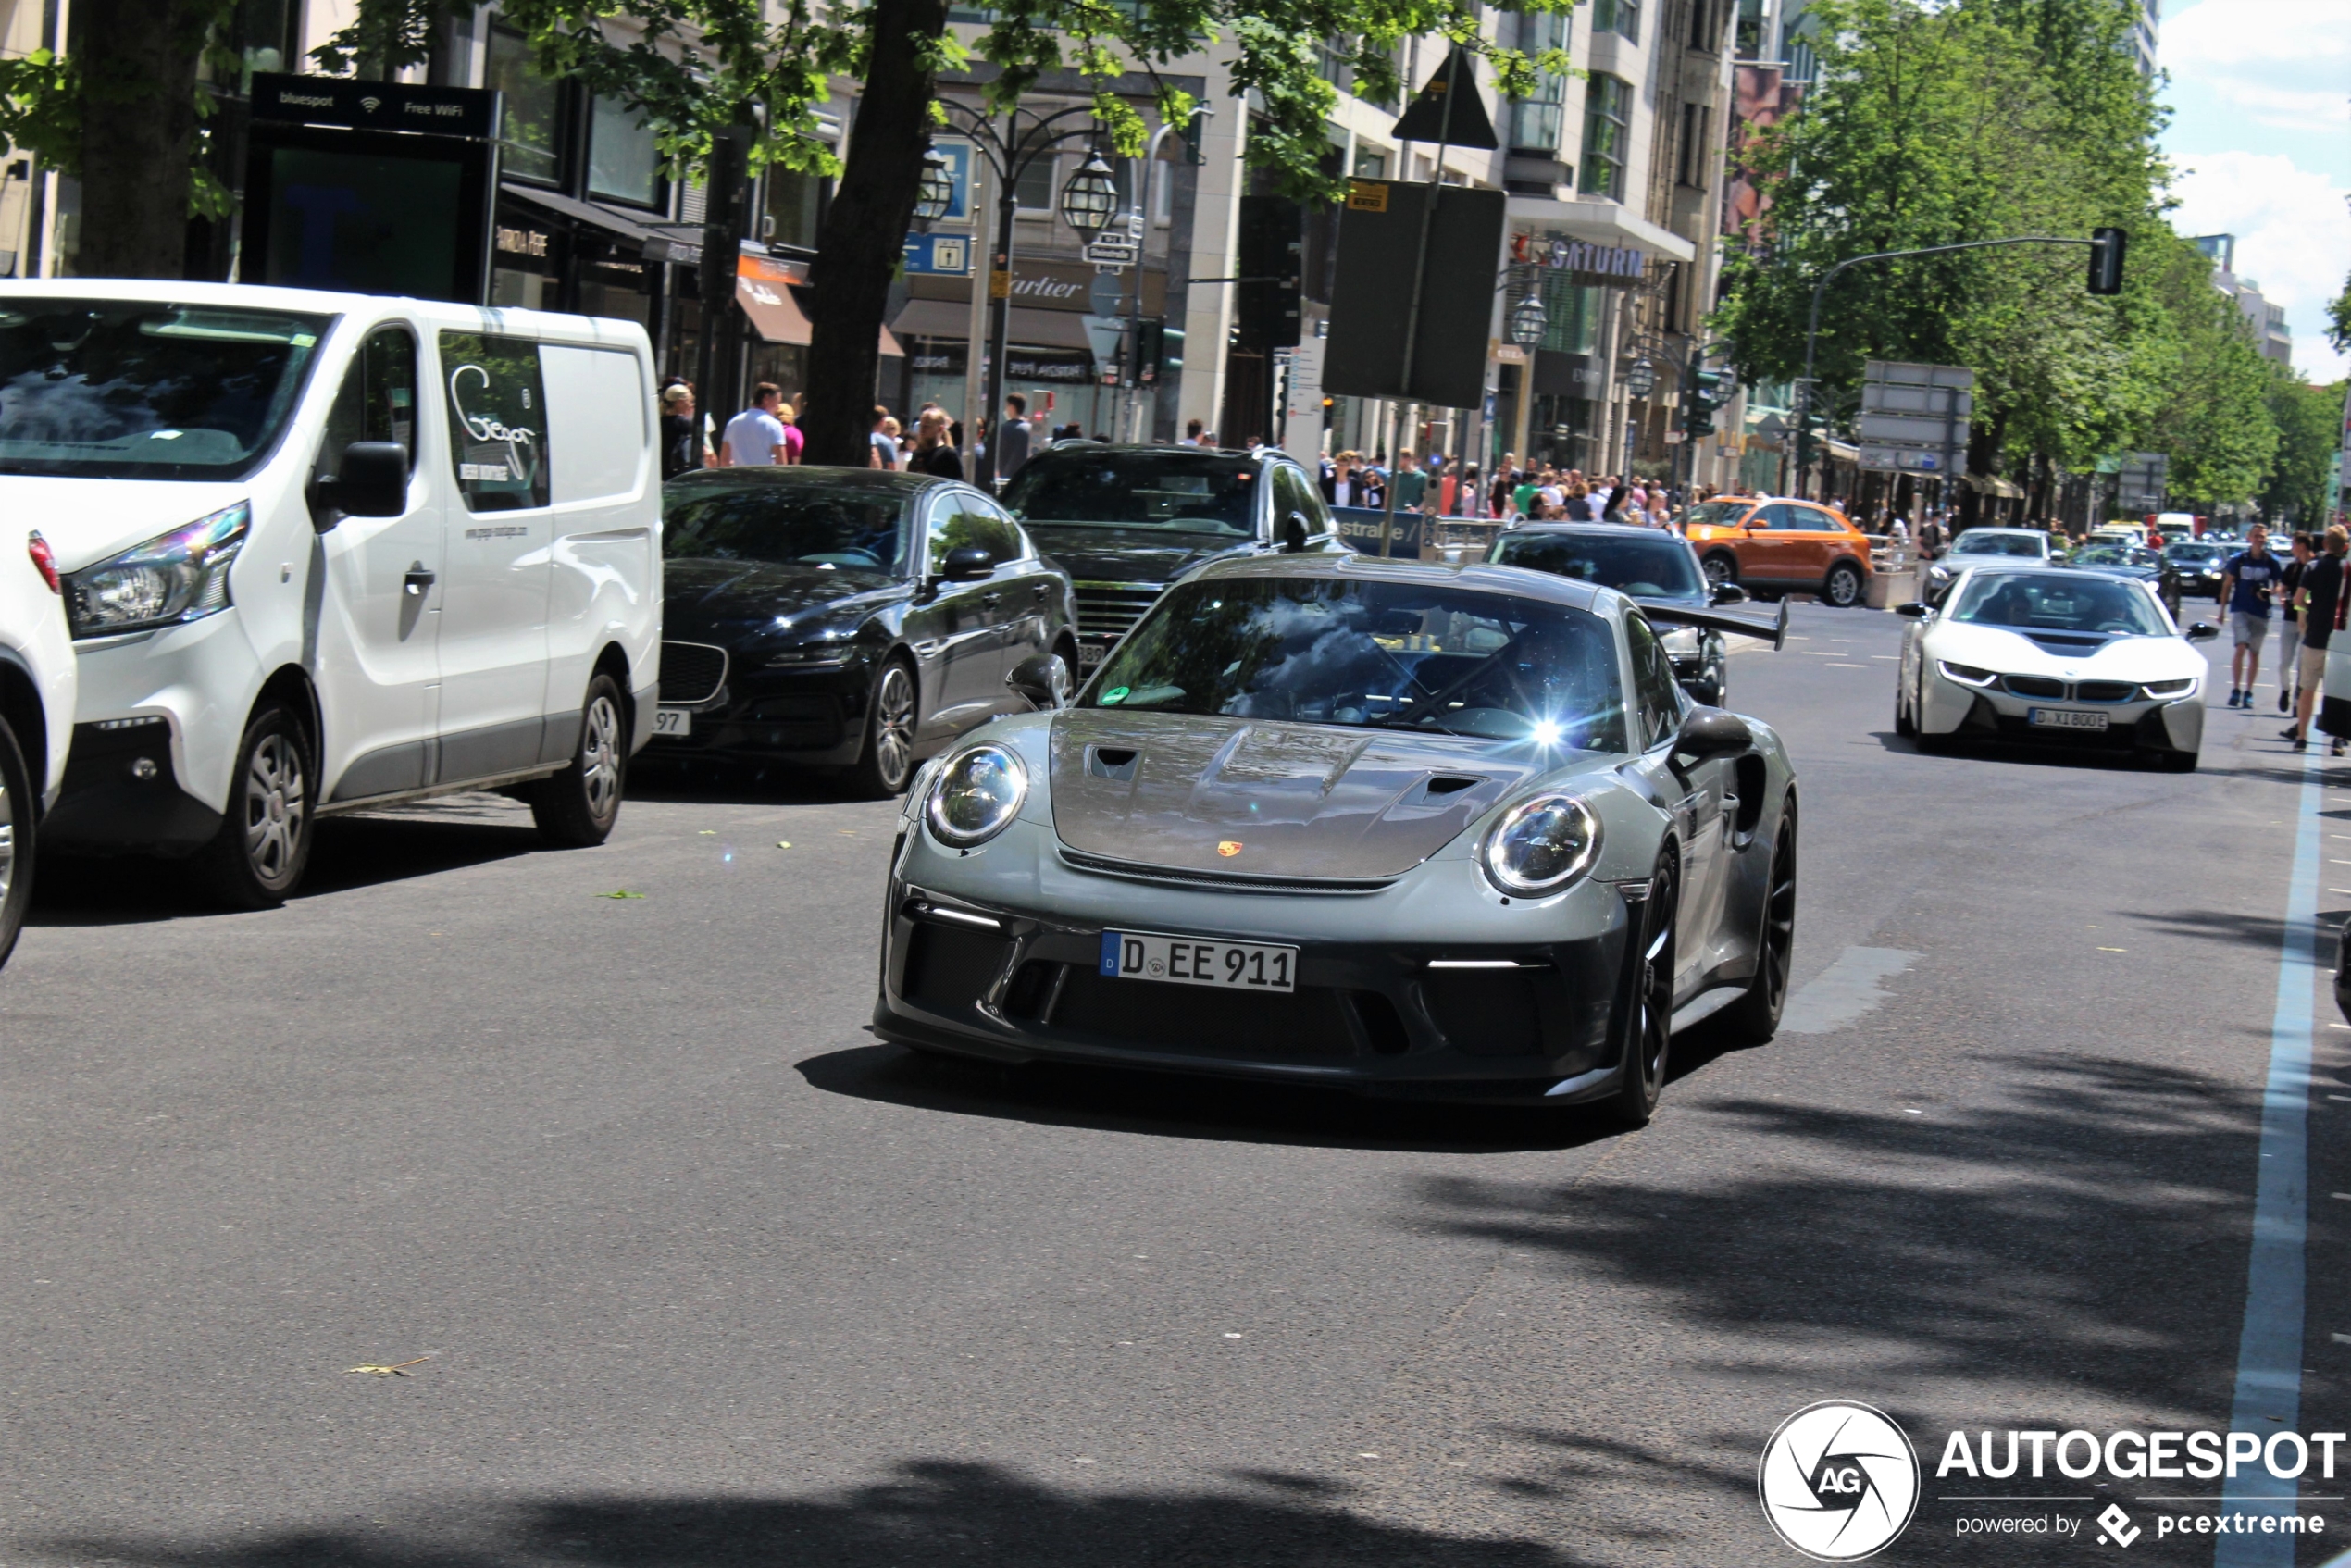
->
[[2074, 681, 2137, 703], [661, 641, 728, 705], [2002, 675, 2066, 699], [1994, 672, 2142, 703], [1075, 582, 1163, 639]]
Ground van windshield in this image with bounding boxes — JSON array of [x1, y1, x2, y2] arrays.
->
[[0, 300, 330, 479]]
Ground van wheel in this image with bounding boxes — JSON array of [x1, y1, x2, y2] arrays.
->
[[196, 700, 314, 910], [531, 673, 628, 847], [850, 658, 919, 799], [0, 714, 35, 970], [1823, 562, 1864, 607]]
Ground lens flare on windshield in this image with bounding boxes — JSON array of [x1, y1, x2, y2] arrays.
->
[[1530, 720, 1564, 747]]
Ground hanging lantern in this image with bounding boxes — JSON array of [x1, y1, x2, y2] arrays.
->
[[914, 148, 955, 222], [1625, 356, 1658, 398], [1508, 292, 1548, 348], [1058, 152, 1119, 236]]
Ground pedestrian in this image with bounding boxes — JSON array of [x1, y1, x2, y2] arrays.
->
[[658, 383, 702, 480], [2287, 526, 2347, 753], [870, 404, 900, 469], [993, 393, 1033, 486], [2218, 523, 2281, 708], [908, 408, 964, 479], [717, 382, 791, 467], [1181, 418, 1205, 446], [1391, 452, 1425, 514], [2279, 533, 2314, 713], [882, 417, 905, 468]]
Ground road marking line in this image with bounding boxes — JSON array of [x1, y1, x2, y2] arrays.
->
[[1828, 663, 1868, 669], [2218, 746, 2319, 1567]]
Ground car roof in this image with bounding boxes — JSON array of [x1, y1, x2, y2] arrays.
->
[[1502, 523, 1698, 541], [662, 464, 954, 498], [0, 276, 647, 348], [1958, 527, 2047, 537], [1186, 549, 1611, 612]]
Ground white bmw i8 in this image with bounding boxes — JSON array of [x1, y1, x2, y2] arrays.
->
[[1894, 566, 2217, 770]]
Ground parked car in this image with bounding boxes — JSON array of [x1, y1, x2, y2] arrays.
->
[[6, 281, 661, 907], [2164, 541, 2231, 599], [2069, 542, 2183, 620], [996, 444, 1345, 670], [644, 467, 1077, 796], [0, 525, 75, 971], [1487, 522, 1748, 703], [1677, 495, 1873, 606], [1894, 566, 2213, 769], [874, 553, 1797, 1124]]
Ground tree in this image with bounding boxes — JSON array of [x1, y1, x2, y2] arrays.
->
[[2257, 370, 2345, 525], [2136, 230, 2277, 507], [0, 0, 230, 278], [2329, 271, 2351, 356]]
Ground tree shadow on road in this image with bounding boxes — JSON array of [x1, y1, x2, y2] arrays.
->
[[628, 753, 874, 807], [34, 1458, 1579, 1568], [798, 1041, 1623, 1156], [1399, 1051, 2267, 1421]]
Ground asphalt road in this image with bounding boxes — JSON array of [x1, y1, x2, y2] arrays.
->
[[4, 599, 2344, 1566]]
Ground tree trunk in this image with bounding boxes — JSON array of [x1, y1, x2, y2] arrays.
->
[[802, 0, 950, 467], [74, 0, 214, 279]]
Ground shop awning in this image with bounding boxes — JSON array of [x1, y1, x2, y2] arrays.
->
[[890, 297, 1095, 353], [1963, 471, 2025, 499], [1503, 195, 1698, 265], [735, 277, 902, 357], [502, 183, 664, 252]]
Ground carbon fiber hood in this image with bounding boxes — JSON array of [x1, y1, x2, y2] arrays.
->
[[1046, 709, 1546, 878]]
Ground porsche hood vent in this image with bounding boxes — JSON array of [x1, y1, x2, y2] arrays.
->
[[1048, 711, 1541, 879]]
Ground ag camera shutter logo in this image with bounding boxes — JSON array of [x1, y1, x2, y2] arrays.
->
[[1759, 1400, 1921, 1561]]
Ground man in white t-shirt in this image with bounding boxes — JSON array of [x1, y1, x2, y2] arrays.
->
[[719, 383, 790, 467]]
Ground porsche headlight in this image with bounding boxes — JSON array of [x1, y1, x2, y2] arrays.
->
[[64, 501, 249, 639], [925, 744, 1027, 848], [1480, 792, 1602, 898], [1936, 660, 1997, 687]]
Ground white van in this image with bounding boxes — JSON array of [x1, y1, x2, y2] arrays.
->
[[0, 281, 661, 907]]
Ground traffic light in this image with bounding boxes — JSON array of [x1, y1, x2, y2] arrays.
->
[[1683, 365, 1727, 437], [1236, 194, 1302, 351], [1180, 112, 1207, 167], [1158, 321, 1184, 380], [1136, 319, 1163, 385], [2088, 226, 2126, 295]]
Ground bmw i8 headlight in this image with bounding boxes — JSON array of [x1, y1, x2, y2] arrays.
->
[[1936, 660, 1997, 687], [926, 744, 1027, 848], [1480, 793, 1603, 898], [63, 501, 249, 639]]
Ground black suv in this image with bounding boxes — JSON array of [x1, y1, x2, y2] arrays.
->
[[999, 445, 1346, 672]]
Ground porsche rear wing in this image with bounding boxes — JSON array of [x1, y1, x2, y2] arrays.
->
[[1634, 597, 1791, 651]]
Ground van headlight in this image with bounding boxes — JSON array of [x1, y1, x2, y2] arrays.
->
[[1480, 792, 1602, 897], [64, 502, 250, 639], [926, 744, 1027, 848]]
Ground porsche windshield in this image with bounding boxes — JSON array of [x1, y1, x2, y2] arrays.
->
[[1949, 572, 2169, 636], [1001, 451, 1257, 535], [1086, 577, 1629, 751], [662, 478, 912, 576], [0, 300, 330, 479], [1489, 530, 1706, 602]]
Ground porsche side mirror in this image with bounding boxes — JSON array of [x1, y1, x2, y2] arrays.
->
[[1895, 602, 1930, 618], [941, 545, 994, 582], [1673, 707, 1752, 764], [1005, 652, 1072, 711], [1279, 511, 1310, 554], [1710, 581, 1748, 606], [310, 441, 408, 529], [2185, 621, 2220, 641]]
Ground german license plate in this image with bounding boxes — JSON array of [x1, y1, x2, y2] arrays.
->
[[652, 706, 692, 737], [1078, 641, 1109, 667], [2028, 707, 2108, 731], [1100, 930, 1297, 992]]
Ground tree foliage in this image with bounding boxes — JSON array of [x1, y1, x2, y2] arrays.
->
[[1710, 0, 2282, 507], [2258, 371, 2345, 525]]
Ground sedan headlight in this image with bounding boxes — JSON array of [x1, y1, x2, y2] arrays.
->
[[765, 641, 854, 668], [2144, 677, 2196, 698], [926, 743, 1028, 848], [1480, 792, 1602, 898], [1936, 659, 1997, 687], [64, 502, 249, 639]]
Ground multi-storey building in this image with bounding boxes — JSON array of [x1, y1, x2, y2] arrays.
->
[[2194, 235, 2295, 367]]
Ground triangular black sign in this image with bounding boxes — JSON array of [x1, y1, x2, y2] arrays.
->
[[1389, 46, 1499, 151]]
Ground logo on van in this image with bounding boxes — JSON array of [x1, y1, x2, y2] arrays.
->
[[448, 363, 540, 489]]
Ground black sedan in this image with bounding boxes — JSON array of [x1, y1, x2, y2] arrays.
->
[[2163, 541, 2231, 600], [2069, 542, 2183, 620], [649, 467, 1077, 795], [1487, 523, 1749, 703]]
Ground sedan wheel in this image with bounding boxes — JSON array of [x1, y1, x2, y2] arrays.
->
[[1605, 855, 1678, 1128], [852, 659, 918, 799]]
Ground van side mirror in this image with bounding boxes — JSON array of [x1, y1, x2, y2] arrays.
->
[[1673, 707, 1752, 764], [312, 441, 408, 528], [1279, 511, 1310, 553], [940, 545, 994, 582], [1004, 652, 1072, 711]]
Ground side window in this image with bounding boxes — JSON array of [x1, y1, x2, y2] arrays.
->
[[1799, 506, 1841, 531], [964, 495, 1026, 562], [1624, 614, 1684, 747], [315, 325, 418, 484], [439, 331, 550, 513], [927, 496, 1020, 573], [1274, 466, 1326, 533], [1761, 504, 1808, 530]]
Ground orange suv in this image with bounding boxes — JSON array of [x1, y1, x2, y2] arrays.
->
[[1679, 496, 1874, 607]]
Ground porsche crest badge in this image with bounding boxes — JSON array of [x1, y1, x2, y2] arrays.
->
[[1217, 840, 1243, 857]]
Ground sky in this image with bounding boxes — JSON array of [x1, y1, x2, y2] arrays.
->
[[2157, 0, 2351, 383]]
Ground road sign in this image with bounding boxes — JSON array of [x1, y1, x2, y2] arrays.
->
[[1083, 213, 1142, 268], [902, 232, 972, 276], [1860, 442, 1969, 476], [2115, 450, 2168, 507], [1857, 360, 1972, 475], [1081, 314, 1128, 364]]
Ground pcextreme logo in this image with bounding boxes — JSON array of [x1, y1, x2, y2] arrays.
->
[[1759, 1401, 1922, 1561]]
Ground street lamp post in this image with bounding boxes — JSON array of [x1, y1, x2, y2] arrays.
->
[[935, 100, 1117, 487]]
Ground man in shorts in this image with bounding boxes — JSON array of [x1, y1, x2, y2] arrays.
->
[[2277, 533, 2314, 713], [2218, 523, 2280, 708], [2288, 526, 2348, 753]]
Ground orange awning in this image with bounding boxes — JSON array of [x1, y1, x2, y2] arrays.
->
[[737, 275, 813, 345]]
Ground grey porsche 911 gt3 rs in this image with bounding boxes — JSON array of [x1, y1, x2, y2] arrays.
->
[[870, 553, 1797, 1124]]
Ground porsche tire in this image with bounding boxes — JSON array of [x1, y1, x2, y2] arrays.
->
[[1604, 852, 1678, 1129], [1719, 801, 1796, 1047]]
